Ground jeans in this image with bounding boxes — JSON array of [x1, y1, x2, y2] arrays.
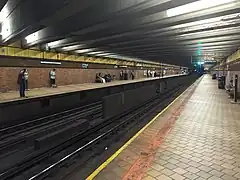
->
[[50, 79, 56, 87], [25, 80, 28, 90], [19, 82, 25, 97]]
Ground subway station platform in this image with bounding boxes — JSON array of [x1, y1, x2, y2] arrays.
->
[[88, 75, 240, 180], [0, 77, 162, 103], [0, 74, 183, 103]]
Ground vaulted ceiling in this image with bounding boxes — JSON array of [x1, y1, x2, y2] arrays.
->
[[0, 0, 240, 67]]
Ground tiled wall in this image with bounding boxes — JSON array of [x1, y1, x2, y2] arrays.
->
[[0, 67, 146, 92], [0, 66, 182, 92]]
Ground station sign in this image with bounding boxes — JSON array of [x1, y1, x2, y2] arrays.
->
[[82, 63, 89, 68]]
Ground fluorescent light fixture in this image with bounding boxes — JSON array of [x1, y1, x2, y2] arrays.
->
[[0, 6, 9, 22], [25, 32, 39, 43], [47, 40, 65, 48], [1, 18, 11, 39], [86, 51, 105, 55], [221, 13, 240, 21], [41, 61, 61, 65], [96, 53, 113, 56], [119, 66, 127, 68], [173, 16, 223, 29], [167, 0, 234, 17], [178, 26, 237, 37], [62, 45, 84, 51], [0, 12, 4, 22], [75, 49, 95, 53]]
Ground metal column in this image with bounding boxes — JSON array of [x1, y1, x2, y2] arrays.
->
[[234, 74, 238, 103]]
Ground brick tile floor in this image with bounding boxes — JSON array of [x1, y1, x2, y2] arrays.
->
[[93, 75, 240, 180]]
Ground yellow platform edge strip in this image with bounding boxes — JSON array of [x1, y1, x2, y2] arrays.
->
[[86, 78, 200, 180]]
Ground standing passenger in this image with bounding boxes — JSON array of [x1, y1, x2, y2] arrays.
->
[[17, 69, 27, 98], [144, 70, 147, 77], [49, 69, 56, 88], [130, 70, 135, 80], [147, 70, 151, 78], [24, 69, 29, 91], [120, 70, 123, 80]]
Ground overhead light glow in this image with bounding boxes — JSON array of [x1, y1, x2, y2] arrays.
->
[[0, 6, 9, 22], [0, 12, 5, 22], [197, 61, 204, 65], [25, 32, 39, 43], [47, 40, 65, 48], [75, 49, 95, 53], [86, 51, 105, 55], [62, 45, 84, 51], [0, 6, 11, 39], [96, 53, 113, 56], [221, 13, 240, 21], [167, 0, 234, 17], [41, 61, 61, 65], [1, 18, 11, 39]]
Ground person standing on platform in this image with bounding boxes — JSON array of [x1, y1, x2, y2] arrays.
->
[[24, 69, 29, 91], [17, 69, 27, 98], [120, 70, 124, 80], [147, 70, 151, 78], [49, 69, 57, 88], [144, 70, 147, 77], [130, 70, 135, 80]]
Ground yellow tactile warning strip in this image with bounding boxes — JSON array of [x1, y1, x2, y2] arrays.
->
[[90, 75, 240, 180], [86, 76, 202, 180]]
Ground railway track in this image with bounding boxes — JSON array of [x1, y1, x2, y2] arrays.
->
[[0, 83, 192, 180], [0, 102, 102, 174], [0, 101, 102, 138]]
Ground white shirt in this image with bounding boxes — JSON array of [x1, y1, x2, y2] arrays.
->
[[101, 77, 106, 83], [24, 71, 29, 80], [144, 70, 147, 76], [50, 71, 56, 79]]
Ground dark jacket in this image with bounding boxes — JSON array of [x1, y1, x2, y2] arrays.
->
[[17, 71, 24, 85]]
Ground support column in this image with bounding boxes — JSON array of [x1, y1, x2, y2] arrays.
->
[[234, 74, 238, 103]]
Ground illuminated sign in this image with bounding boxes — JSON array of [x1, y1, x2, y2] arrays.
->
[[41, 61, 61, 65], [82, 63, 89, 68]]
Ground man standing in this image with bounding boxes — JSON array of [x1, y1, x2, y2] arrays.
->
[[49, 69, 56, 88], [130, 70, 135, 80], [120, 70, 123, 80], [17, 69, 26, 98], [24, 69, 29, 91]]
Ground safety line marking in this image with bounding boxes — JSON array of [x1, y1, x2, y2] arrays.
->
[[86, 78, 201, 180]]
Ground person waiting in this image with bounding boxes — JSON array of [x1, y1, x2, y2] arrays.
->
[[154, 71, 157, 77], [147, 70, 151, 78], [227, 79, 234, 98], [101, 74, 106, 83], [17, 69, 27, 98], [49, 69, 57, 88], [96, 73, 106, 83], [95, 73, 102, 83], [130, 70, 135, 80], [24, 69, 29, 91], [104, 74, 112, 82], [120, 70, 124, 80]]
